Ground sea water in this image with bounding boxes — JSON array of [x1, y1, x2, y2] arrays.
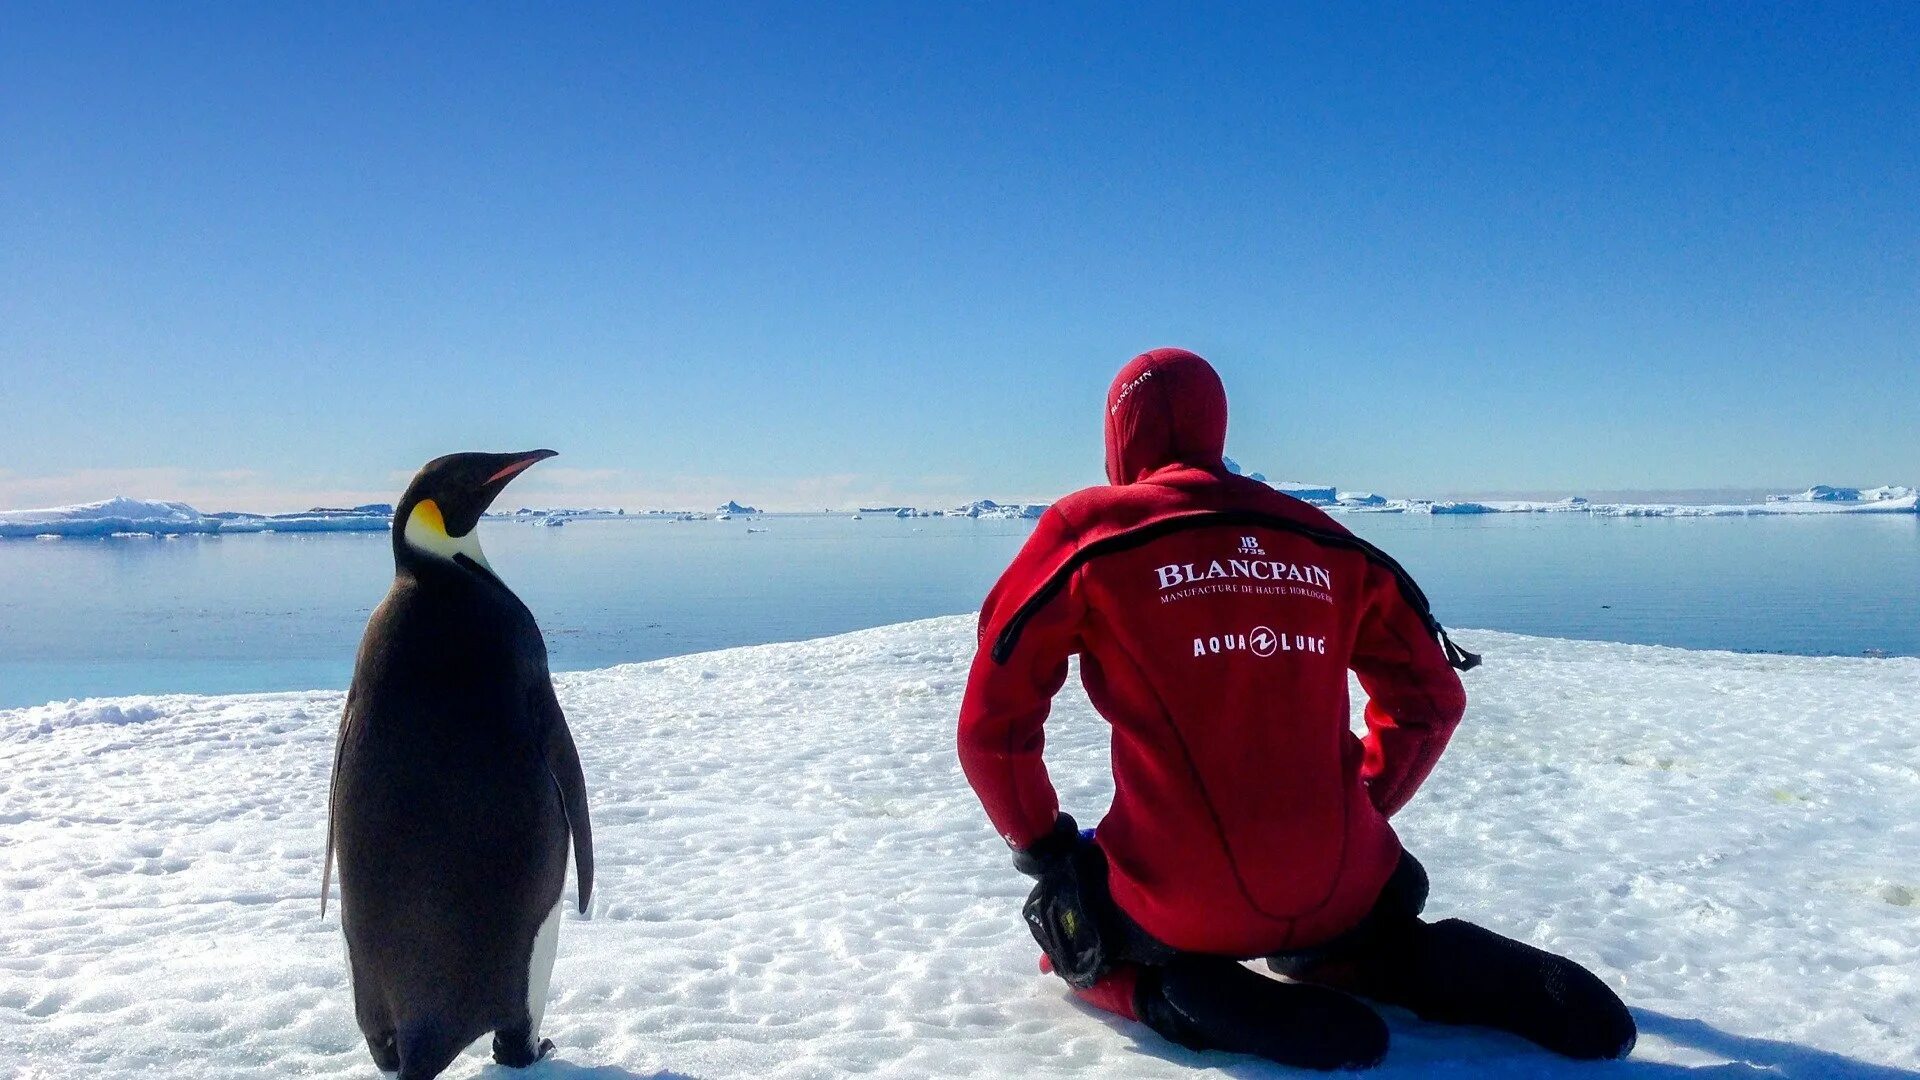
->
[[0, 512, 1914, 709]]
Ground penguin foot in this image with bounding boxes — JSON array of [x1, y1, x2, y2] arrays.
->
[[490, 1026, 554, 1068], [363, 1030, 400, 1073]]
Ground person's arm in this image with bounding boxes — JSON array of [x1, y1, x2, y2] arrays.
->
[[1350, 559, 1468, 817], [957, 507, 1086, 849]]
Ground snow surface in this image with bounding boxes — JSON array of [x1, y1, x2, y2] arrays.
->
[[3, 617, 1916, 1079]]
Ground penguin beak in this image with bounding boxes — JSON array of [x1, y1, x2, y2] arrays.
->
[[484, 449, 558, 487]]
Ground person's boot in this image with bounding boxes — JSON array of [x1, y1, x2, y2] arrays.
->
[[1296, 918, 1636, 1060], [1137, 956, 1388, 1071]]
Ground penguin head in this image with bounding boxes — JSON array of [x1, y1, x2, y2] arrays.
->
[[393, 449, 557, 573]]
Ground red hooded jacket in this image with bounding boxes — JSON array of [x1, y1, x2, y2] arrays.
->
[[958, 349, 1473, 958]]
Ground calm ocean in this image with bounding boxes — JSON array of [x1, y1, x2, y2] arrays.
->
[[1, 512, 1914, 709]]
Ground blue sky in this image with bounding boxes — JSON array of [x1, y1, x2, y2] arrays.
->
[[3, 3, 1915, 511]]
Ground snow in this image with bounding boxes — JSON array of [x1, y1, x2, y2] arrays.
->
[[2, 617, 1915, 1079], [0, 498, 391, 538]]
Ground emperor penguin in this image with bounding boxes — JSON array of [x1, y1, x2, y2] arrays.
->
[[322, 449, 593, 1080]]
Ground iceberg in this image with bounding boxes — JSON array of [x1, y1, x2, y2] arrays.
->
[[950, 499, 1047, 520], [1, 617, 1914, 1077], [1321, 492, 1916, 518], [1272, 482, 1338, 505], [213, 509, 392, 534], [717, 500, 761, 515], [0, 497, 215, 538], [1590, 496, 1920, 517], [292, 503, 395, 516], [1224, 460, 1336, 503], [499, 503, 625, 522], [1221, 456, 1268, 483], [1769, 484, 1916, 504], [849, 501, 1048, 520], [1769, 485, 1863, 503], [0, 498, 391, 538]]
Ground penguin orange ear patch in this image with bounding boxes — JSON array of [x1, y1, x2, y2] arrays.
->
[[410, 499, 448, 538], [402, 497, 494, 570]]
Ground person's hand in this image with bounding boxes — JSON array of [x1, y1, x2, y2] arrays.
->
[[1013, 814, 1114, 989]]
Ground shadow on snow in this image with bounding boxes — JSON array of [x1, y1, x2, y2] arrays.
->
[[1072, 996, 1919, 1079], [477, 1062, 703, 1080]]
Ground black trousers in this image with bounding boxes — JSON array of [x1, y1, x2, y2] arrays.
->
[[1111, 849, 1432, 972], [1112, 850, 1638, 1063]]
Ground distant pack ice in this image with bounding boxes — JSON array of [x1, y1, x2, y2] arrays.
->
[[0, 497, 393, 538], [3, 480, 1915, 540]]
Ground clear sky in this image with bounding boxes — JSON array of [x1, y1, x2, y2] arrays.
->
[[3, 3, 1915, 512]]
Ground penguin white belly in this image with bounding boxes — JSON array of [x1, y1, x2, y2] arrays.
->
[[526, 896, 563, 1035]]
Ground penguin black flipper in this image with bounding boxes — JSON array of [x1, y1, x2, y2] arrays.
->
[[319, 693, 357, 917], [535, 681, 594, 913]]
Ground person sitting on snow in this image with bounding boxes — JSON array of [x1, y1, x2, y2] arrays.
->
[[956, 348, 1635, 1070]]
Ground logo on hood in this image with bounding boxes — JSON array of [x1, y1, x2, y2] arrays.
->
[[1109, 368, 1155, 416]]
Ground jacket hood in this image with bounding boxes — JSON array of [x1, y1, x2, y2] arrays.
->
[[1104, 348, 1228, 485]]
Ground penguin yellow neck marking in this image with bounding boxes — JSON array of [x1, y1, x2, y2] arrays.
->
[[403, 499, 493, 571]]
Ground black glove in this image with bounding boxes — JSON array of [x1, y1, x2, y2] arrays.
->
[[1013, 813, 1115, 989]]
